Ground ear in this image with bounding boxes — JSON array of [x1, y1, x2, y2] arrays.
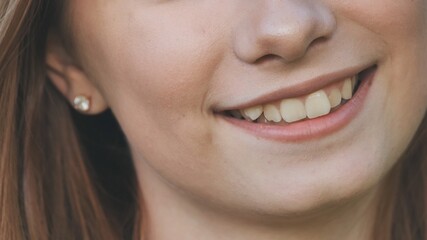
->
[[45, 32, 108, 114]]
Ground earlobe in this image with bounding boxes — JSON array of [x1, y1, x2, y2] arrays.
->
[[45, 32, 109, 115]]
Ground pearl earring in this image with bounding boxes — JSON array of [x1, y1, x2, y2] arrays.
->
[[73, 95, 91, 112]]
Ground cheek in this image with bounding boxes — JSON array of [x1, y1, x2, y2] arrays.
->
[[73, 4, 233, 177], [110, 14, 221, 148], [336, 1, 427, 112], [333, 0, 427, 58], [334, 0, 426, 32], [73, 4, 223, 134]]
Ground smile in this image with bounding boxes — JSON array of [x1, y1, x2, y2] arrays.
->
[[218, 65, 377, 141], [227, 75, 358, 124]]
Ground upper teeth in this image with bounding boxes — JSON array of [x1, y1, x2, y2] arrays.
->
[[305, 90, 331, 119], [239, 76, 357, 123], [242, 105, 263, 121]]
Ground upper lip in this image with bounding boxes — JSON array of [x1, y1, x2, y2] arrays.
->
[[215, 62, 375, 112]]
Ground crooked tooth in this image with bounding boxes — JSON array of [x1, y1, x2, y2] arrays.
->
[[263, 104, 282, 123], [305, 90, 331, 119], [328, 88, 342, 108], [280, 99, 306, 123], [341, 78, 353, 100], [241, 105, 263, 121]]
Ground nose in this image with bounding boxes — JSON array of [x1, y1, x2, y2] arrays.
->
[[233, 0, 337, 64]]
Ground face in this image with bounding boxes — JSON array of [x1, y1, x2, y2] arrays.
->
[[67, 0, 427, 216]]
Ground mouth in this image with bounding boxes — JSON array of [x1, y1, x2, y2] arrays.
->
[[216, 65, 377, 141]]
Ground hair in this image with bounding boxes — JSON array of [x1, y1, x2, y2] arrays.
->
[[0, 1, 139, 239], [0, 0, 425, 239]]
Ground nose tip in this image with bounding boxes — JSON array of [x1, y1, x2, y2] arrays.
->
[[233, 0, 336, 64]]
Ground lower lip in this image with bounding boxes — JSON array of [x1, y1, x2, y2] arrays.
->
[[219, 70, 376, 142]]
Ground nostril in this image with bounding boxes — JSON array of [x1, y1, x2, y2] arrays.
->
[[253, 36, 329, 65], [301, 36, 329, 54], [254, 54, 281, 65], [311, 36, 328, 48]]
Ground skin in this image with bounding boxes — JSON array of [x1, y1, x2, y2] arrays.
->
[[46, 0, 427, 239]]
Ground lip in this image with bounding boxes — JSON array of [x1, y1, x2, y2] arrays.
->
[[215, 63, 375, 111], [217, 66, 376, 142]]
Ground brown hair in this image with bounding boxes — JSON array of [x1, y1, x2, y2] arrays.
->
[[0, 0, 425, 239], [372, 116, 427, 240], [0, 1, 139, 239]]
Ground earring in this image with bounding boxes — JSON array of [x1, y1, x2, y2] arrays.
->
[[73, 95, 91, 112]]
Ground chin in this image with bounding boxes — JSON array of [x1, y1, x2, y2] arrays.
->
[[200, 137, 395, 220]]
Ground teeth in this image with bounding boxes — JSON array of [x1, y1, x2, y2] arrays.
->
[[328, 88, 342, 108], [233, 75, 358, 123], [241, 105, 263, 121], [280, 99, 306, 123], [263, 104, 282, 123], [305, 90, 331, 119], [341, 78, 353, 100]]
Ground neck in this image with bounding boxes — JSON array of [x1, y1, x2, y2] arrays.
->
[[137, 163, 382, 240]]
